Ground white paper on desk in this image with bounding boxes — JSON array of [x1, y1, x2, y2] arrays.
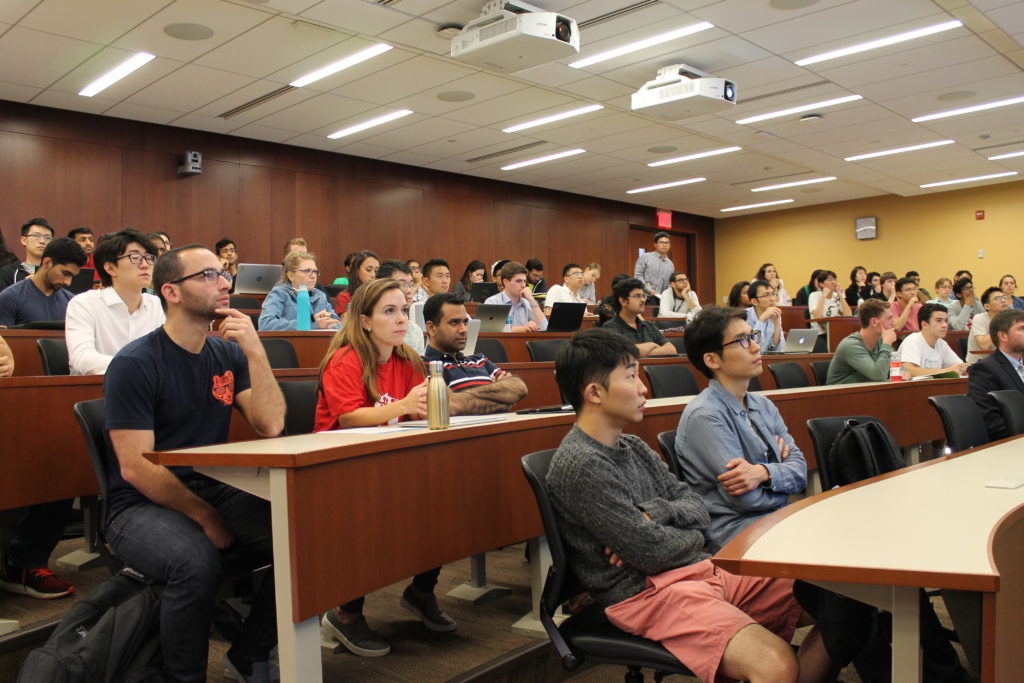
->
[[320, 426, 407, 434], [396, 415, 509, 428]]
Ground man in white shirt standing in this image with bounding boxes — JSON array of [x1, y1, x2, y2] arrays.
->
[[966, 287, 1010, 363], [543, 263, 594, 316], [658, 271, 701, 320], [484, 261, 548, 332], [896, 303, 968, 377], [65, 229, 165, 375]]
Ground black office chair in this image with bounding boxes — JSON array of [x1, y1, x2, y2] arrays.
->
[[324, 285, 345, 299], [248, 313, 260, 330], [928, 395, 990, 452], [229, 295, 260, 309], [957, 336, 969, 360], [655, 430, 682, 481], [668, 337, 686, 355], [810, 360, 830, 386], [260, 338, 299, 369], [526, 339, 567, 362], [520, 449, 693, 682], [749, 375, 762, 392], [768, 361, 809, 389], [71, 399, 120, 572], [812, 335, 828, 354], [278, 381, 317, 436], [474, 338, 508, 363], [655, 320, 682, 330], [989, 390, 1024, 437], [644, 364, 699, 398], [36, 338, 70, 375], [806, 415, 885, 491]]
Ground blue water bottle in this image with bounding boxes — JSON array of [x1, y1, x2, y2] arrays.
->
[[503, 312, 513, 332], [296, 284, 311, 331]]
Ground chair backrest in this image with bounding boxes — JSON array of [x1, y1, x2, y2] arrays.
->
[[989, 390, 1024, 437], [279, 381, 318, 436], [73, 399, 110, 528], [260, 338, 299, 369], [36, 338, 70, 375], [229, 295, 260, 309], [768, 361, 809, 389], [526, 338, 567, 362], [806, 415, 883, 491], [957, 336, 969, 360], [474, 338, 508, 364], [928, 394, 990, 452], [643, 364, 699, 398], [810, 360, 830, 386], [324, 285, 345, 299], [655, 430, 682, 481], [669, 337, 686, 355], [749, 375, 762, 392]]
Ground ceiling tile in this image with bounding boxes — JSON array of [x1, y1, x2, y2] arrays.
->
[[0, 0, 40, 24], [334, 55, 476, 106], [301, 1, 409, 36], [113, 0, 268, 61], [20, 0, 167, 45], [104, 101, 185, 124], [250, 92, 377, 133], [48, 50, 182, 102], [0, 26, 101, 89], [226, 122, 298, 144], [272, 42, 415, 93], [0, 79, 41, 102], [378, 16, 454, 56], [358, 115, 476, 150], [127, 64, 255, 111]]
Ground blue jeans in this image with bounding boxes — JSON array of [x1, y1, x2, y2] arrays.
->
[[6, 499, 74, 569], [106, 476, 276, 683]]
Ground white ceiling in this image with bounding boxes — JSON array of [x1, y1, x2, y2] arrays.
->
[[1, 0, 1023, 217]]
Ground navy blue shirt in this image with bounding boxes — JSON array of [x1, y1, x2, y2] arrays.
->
[[423, 345, 500, 392], [0, 277, 74, 326], [103, 327, 251, 518]]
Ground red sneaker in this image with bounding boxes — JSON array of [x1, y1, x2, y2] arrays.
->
[[1, 566, 75, 599]]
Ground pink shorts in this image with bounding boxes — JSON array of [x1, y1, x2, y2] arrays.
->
[[604, 559, 801, 683]]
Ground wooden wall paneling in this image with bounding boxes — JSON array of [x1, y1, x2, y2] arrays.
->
[[360, 181, 423, 266], [420, 191, 496, 274], [235, 163, 277, 265], [292, 170, 343, 277]]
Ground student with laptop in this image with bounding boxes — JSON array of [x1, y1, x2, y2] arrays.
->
[[258, 251, 340, 331], [745, 279, 784, 352], [68, 226, 101, 288], [0, 237, 86, 327], [484, 261, 548, 332], [542, 263, 593, 315], [826, 299, 897, 384]]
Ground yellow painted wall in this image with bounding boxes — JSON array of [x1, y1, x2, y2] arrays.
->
[[713, 179, 1024, 304]]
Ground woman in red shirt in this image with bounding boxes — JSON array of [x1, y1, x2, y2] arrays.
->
[[315, 278, 455, 656], [333, 250, 380, 316]]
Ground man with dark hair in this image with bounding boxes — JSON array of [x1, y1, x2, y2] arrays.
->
[[602, 277, 674, 356], [379, 259, 425, 353], [746, 279, 783, 351], [659, 271, 702, 320], [0, 237, 86, 326], [968, 309, 1024, 440], [896, 303, 968, 377], [966, 286, 1010, 363], [104, 244, 284, 680], [827, 299, 897, 384], [524, 257, 547, 294], [954, 269, 973, 282], [547, 327, 831, 683], [69, 226, 101, 287], [423, 292, 527, 414], [633, 231, 673, 301], [417, 258, 452, 301], [948, 277, 982, 331], [0, 218, 55, 290], [65, 229, 164, 375], [890, 277, 922, 332], [904, 270, 931, 302], [155, 231, 171, 252], [543, 263, 591, 314], [675, 307, 807, 552], [215, 238, 238, 278], [484, 261, 548, 332], [147, 232, 168, 257]]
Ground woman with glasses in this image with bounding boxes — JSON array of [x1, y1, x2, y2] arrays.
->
[[259, 251, 340, 331], [335, 250, 380, 314], [946, 277, 984, 331], [451, 260, 487, 302]]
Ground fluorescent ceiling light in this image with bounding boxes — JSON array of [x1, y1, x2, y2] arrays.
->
[[721, 199, 794, 212], [795, 20, 962, 66], [627, 177, 706, 194], [501, 148, 585, 170], [648, 146, 741, 167], [79, 52, 154, 97], [569, 22, 714, 69], [919, 171, 1017, 188], [911, 95, 1024, 123], [988, 150, 1024, 160], [844, 139, 954, 161], [751, 177, 836, 192], [291, 44, 392, 88], [502, 104, 603, 133], [736, 95, 862, 125], [328, 109, 413, 139]]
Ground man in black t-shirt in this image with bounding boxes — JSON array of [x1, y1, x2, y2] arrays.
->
[[104, 245, 285, 682], [602, 278, 676, 357]]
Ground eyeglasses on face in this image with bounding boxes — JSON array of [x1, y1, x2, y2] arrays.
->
[[293, 268, 320, 276], [567, 271, 584, 277], [168, 268, 234, 285], [722, 330, 762, 350], [26, 233, 53, 242], [753, 290, 776, 299], [628, 293, 647, 300], [117, 253, 156, 266]]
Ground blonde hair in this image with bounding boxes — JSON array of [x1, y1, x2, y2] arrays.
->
[[280, 251, 316, 284], [317, 278, 425, 401]]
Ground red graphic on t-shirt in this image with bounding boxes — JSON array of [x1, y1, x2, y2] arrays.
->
[[211, 371, 235, 406]]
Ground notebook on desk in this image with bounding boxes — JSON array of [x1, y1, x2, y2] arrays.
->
[[234, 264, 281, 295], [474, 304, 511, 333]]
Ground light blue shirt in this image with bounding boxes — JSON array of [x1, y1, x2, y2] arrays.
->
[[633, 251, 674, 296], [483, 291, 548, 331], [745, 306, 785, 352], [258, 283, 340, 331], [675, 379, 807, 553]]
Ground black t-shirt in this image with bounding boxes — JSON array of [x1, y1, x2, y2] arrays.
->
[[103, 327, 252, 518], [602, 314, 668, 347]]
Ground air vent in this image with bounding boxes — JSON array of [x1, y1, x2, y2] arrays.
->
[[479, 16, 519, 41], [742, 81, 829, 104], [466, 141, 546, 163], [578, 1, 660, 28], [657, 80, 696, 101], [219, 85, 295, 119], [973, 139, 1024, 153]]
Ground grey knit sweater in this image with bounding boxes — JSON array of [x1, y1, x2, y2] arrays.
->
[[546, 425, 711, 606]]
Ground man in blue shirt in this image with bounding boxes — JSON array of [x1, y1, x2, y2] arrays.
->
[[745, 278, 785, 352], [484, 261, 548, 332], [0, 237, 86, 326], [633, 231, 674, 302], [675, 306, 807, 553]]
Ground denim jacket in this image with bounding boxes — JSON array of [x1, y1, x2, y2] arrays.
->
[[258, 283, 340, 331]]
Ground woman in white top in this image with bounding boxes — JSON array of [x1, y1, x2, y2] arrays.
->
[[807, 269, 852, 335], [658, 271, 701, 319], [754, 263, 791, 306]]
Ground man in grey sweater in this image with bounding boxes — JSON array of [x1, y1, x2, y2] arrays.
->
[[546, 328, 832, 683]]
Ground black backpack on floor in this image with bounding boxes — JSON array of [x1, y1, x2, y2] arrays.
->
[[18, 568, 163, 683], [827, 419, 904, 487]]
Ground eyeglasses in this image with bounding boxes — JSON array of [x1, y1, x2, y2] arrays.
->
[[117, 253, 156, 266], [396, 280, 415, 290], [293, 268, 320, 276], [673, 277, 688, 283], [567, 271, 584, 277], [628, 293, 647, 300], [167, 268, 234, 285], [409, 266, 422, 272], [722, 330, 762, 350], [752, 291, 776, 299], [656, 240, 670, 246], [25, 233, 53, 242], [219, 247, 236, 254]]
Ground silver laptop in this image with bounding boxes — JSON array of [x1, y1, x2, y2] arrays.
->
[[234, 264, 281, 295], [475, 304, 512, 333], [775, 328, 818, 354], [463, 318, 482, 355]]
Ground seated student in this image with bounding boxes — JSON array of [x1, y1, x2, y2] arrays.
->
[[378, 259, 425, 354], [890, 277, 922, 332], [659, 271, 702, 319], [259, 251, 340, 331], [68, 226, 101, 287], [146, 232, 168, 258], [895, 303, 969, 377], [878, 271, 898, 303], [954, 269, 973, 282], [414, 258, 452, 303], [927, 277, 956, 307], [334, 250, 380, 314], [422, 292, 527, 413], [578, 262, 601, 303], [0, 237, 86, 327], [407, 259, 425, 302], [546, 327, 833, 683], [946, 277, 983, 331], [844, 266, 871, 308], [674, 307, 808, 553], [484, 261, 548, 332], [525, 257, 548, 294], [727, 280, 751, 308], [595, 273, 631, 327], [755, 263, 791, 306], [0, 218, 54, 291], [0, 332, 12, 376], [826, 300, 897, 384], [792, 269, 822, 307], [746, 279, 785, 352], [65, 229, 165, 375], [543, 263, 594, 315], [807, 270, 852, 336], [968, 309, 1024, 441], [905, 270, 931, 302], [966, 286, 1011, 363], [999, 274, 1024, 311], [864, 271, 885, 301], [215, 238, 238, 280], [602, 278, 675, 357], [315, 279, 454, 657], [451, 259, 487, 302]]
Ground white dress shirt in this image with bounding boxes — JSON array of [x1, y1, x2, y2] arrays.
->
[[544, 284, 585, 307], [66, 287, 166, 375]]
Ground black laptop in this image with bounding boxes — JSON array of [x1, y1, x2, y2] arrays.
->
[[68, 267, 95, 294], [546, 302, 586, 333], [470, 282, 499, 303]]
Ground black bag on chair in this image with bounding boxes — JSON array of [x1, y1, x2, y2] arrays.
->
[[826, 419, 904, 488]]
